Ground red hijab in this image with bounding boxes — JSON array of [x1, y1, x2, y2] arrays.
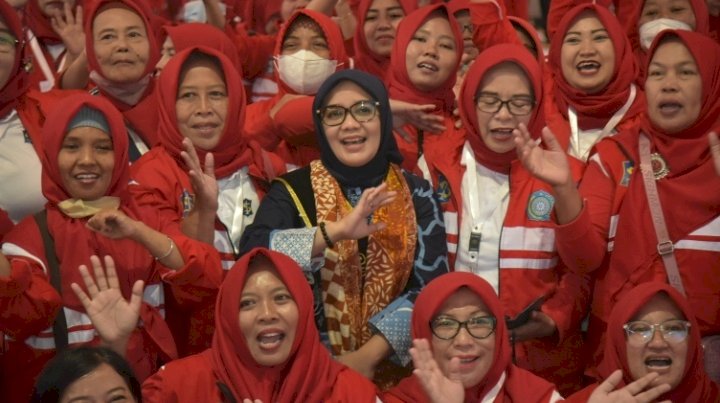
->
[[508, 16, 546, 66], [204, 248, 347, 401], [387, 4, 463, 114], [607, 30, 720, 299], [84, 0, 161, 145], [618, 0, 710, 54], [459, 44, 544, 174], [156, 46, 269, 180], [273, 9, 348, 95], [352, 0, 413, 78], [24, 0, 62, 44], [597, 282, 719, 401], [547, 4, 644, 128], [0, 0, 31, 119], [385, 272, 557, 402], [163, 23, 241, 72]]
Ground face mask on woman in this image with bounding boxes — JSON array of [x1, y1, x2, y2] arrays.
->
[[276, 50, 339, 94], [639, 18, 692, 50]]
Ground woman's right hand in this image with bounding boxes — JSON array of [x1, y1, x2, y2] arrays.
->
[[588, 370, 671, 403], [514, 124, 572, 188], [409, 338, 464, 403], [180, 137, 218, 214]]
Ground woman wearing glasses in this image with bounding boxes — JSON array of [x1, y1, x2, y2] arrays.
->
[[240, 69, 448, 387], [418, 43, 589, 394], [566, 282, 719, 402], [383, 272, 563, 402]]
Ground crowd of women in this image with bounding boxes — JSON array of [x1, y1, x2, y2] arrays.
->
[[0, 0, 718, 401]]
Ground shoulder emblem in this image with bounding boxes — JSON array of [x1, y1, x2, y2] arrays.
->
[[527, 190, 554, 221], [180, 189, 195, 217], [435, 174, 451, 203], [620, 160, 634, 187]]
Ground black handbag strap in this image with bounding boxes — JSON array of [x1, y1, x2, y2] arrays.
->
[[216, 382, 237, 403], [33, 211, 69, 351]]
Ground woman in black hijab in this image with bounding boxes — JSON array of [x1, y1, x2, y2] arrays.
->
[[240, 70, 447, 388]]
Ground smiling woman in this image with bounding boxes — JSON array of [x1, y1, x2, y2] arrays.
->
[[142, 248, 379, 402]]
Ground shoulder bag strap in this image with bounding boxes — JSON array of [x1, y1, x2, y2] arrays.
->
[[638, 134, 686, 296], [33, 211, 70, 350], [274, 177, 312, 228]]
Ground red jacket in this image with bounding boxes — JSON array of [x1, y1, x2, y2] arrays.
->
[[142, 351, 379, 403], [556, 135, 720, 372], [423, 138, 589, 394]]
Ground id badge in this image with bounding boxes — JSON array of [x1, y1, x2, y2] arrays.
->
[[468, 232, 481, 252]]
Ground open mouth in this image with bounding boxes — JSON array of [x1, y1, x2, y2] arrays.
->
[[490, 128, 515, 140], [192, 123, 219, 136], [658, 101, 683, 115], [576, 60, 601, 74], [418, 62, 439, 72], [74, 173, 100, 184], [645, 356, 672, 370], [341, 136, 367, 146], [257, 330, 286, 350]]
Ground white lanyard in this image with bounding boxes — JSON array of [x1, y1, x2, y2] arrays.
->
[[461, 143, 509, 233], [27, 30, 61, 93], [126, 125, 149, 155], [568, 83, 637, 160]]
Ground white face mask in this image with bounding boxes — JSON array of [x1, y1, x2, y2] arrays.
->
[[638, 18, 692, 51], [275, 50, 338, 95], [180, 0, 227, 23]]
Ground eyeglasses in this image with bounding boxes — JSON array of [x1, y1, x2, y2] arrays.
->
[[430, 315, 496, 340], [623, 319, 691, 346], [316, 100, 380, 126], [0, 32, 19, 53], [475, 95, 535, 116]]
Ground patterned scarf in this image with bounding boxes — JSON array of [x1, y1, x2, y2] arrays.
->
[[310, 161, 416, 354]]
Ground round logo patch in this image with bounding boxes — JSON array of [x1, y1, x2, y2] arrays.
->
[[527, 190, 554, 221]]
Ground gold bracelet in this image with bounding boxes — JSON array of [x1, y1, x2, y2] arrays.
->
[[154, 237, 175, 260]]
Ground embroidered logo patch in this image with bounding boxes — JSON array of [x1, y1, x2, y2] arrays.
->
[[621, 160, 634, 186], [435, 174, 451, 203], [180, 189, 194, 217], [527, 190, 554, 221], [22, 129, 32, 144], [243, 198, 253, 217]]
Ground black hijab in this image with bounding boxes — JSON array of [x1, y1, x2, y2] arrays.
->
[[312, 70, 403, 188]]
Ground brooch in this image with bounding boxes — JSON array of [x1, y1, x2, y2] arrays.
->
[[650, 153, 670, 180]]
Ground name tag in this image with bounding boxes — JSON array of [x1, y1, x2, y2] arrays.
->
[[468, 232, 481, 252]]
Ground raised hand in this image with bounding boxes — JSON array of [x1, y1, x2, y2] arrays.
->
[[180, 137, 218, 214], [71, 255, 143, 355], [86, 210, 139, 240], [588, 370, 672, 403], [514, 124, 572, 188], [338, 182, 397, 240], [511, 310, 557, 342], [409, 338, 464, 403], [50, 3, 85, 59], [709, 132, 720, 176], [390, 99, 446, 134]]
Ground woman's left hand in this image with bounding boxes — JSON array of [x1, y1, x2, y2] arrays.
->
[[410, 338, 464, 403], [50, 3, 85, 58], [511, 311, 557, 342], [389, 99, 446, 134], [86, 210, 139, 240]]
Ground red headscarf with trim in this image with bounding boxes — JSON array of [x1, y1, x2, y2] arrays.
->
[[598, 282, 719, 401], [459, 43, 544, 173], [84, 0, 161, 145], [508, 16, 546, 66], [273, 9, 348, 95], [547, 4, 644, 129], [156, 46, 268, 180], [0, 0, 31, 119], [204, 247, 347, 401], [387, 3, 462, 113], [385, 272, 557, 402], [20, 93, 177, 363], [352, 0, 413, 78], [606, 30, 720, 306]]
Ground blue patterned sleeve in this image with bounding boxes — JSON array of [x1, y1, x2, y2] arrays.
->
[[269, 228, 318, 271], [369, 172, 449, 366]]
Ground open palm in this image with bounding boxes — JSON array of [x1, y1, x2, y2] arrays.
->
[[514, 124, 572, 187], [410, 339, 464, 403], [71, 255, 143, 353]]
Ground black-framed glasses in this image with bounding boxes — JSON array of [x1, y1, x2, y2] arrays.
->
[[0, 31, 19, 53], [475, 94, 535, 116], [316, 100, 380, 126], [430, 315, 496, 340], [623, 319, 691, 347]]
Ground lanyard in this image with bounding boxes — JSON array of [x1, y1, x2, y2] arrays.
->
[[568, 84, 637, 160]]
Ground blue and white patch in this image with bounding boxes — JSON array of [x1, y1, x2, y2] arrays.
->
[[243, 198, 253, 217], [527, 190, 554, 221], [180, 189, 195, 217], [435, 174, 451, 203], [620, 160, 634, 187]]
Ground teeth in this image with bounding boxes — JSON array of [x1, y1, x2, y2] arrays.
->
[[577, 61, 600, 70], [418, 63, 438, 71], [645, 358, 672, 367], [259, 333, 284, 345], [342, 138, 365, 145], [459, 357, 476, 364]]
